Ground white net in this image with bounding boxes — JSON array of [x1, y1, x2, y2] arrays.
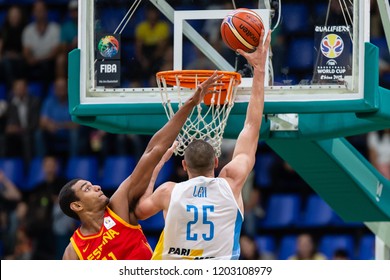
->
[[156, 70, 241, 157]]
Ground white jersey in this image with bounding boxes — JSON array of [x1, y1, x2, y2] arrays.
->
[[152, 176, 243, 260]]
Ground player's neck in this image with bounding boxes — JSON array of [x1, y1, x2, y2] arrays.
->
[[187, 170, 215, 179], [79, 209, 105, 235]]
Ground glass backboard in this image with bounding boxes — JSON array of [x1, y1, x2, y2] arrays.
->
[[69, 0, 382, 136]]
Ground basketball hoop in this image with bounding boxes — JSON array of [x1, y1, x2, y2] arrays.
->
[[156, 70, 241, 157]]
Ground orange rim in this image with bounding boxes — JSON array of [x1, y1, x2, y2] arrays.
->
[[156, 70, 241, 89], [156, 70, 241, 105]]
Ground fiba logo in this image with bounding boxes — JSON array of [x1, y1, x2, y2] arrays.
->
[[326, 59, 337, 66], [320, 34, 344, 59], [98, 35, 119, 58]]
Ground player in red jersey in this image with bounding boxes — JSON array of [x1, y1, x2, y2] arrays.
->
[[58, 72, 223, 260]]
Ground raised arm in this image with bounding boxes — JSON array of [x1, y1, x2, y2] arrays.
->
[[137, 141, 178, 207], [110, 72, 224, 219], [219, 30, 271, 195]]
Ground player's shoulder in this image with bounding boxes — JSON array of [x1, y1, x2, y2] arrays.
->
[[63, 243, 79, 260], [218, 160, 243, 180], [156, 181, 176, 194], [218, 164, 247, 195], [217, 174, 235, 188], [152, 181, 176, 210]]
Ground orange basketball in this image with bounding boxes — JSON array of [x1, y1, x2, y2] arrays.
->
[[220, 8, 264, 53]]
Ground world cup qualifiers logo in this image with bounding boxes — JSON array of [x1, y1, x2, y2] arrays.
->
[[98, 35, 119, 58], [320, 34, 344, 59]]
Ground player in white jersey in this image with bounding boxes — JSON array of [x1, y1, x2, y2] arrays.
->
[[136, 29, 271, 260], [157, 174, 242, 259]]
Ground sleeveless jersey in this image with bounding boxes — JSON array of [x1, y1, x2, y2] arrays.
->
[[152, 176, 243, 260], [70, 207, 152, 260]]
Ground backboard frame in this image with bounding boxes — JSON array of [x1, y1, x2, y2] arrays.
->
[[73, 0, 376, 115]]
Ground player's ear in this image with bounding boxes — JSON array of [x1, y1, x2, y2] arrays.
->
[[214, 157, 219, 169], [182, 159, 188, 172], [70, 201, 83, 213]]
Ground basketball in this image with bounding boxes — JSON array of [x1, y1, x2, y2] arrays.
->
[[220, 8, 264, 53]]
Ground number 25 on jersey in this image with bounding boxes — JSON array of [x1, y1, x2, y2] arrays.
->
[[186, 204, 215, 241]]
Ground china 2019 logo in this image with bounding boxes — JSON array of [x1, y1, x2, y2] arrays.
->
[[320, 34, 344, 59]]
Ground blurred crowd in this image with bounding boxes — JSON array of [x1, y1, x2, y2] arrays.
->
[[0, 0, 389, 260]]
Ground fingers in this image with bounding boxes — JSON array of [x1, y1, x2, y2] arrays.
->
[[215, 73, 224, 80], [205, 70, 219, 83], [170, 140, 179, 149], [206, 72, 224, 83], [264, 30, 271, 50], [204, 75, 223, 85], [193, 72, 226, 102], [199, 72, 224, 89], [236, 49, 247, 58], [163, 141, 179, 161], [209, 74, 224, 85], [258, 30, 271, 51], [257, 29, 271, 50], [258, 27, 266, 43], [201, 81, 224, 93], [210, 82, 224, 87]]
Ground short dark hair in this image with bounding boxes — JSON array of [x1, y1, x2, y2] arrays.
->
[[59, 178, 82, 221], [184, 140, 215, 173]]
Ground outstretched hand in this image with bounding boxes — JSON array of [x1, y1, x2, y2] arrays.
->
[[192, 71, 224, 105], [161, 141, 179, 163], [236, 29, 271, 72]]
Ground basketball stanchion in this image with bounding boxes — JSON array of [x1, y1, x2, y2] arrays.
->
[[156, 70, 241, 157]]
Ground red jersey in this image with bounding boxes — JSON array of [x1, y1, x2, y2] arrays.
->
[[70, 207, 152, 260]]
